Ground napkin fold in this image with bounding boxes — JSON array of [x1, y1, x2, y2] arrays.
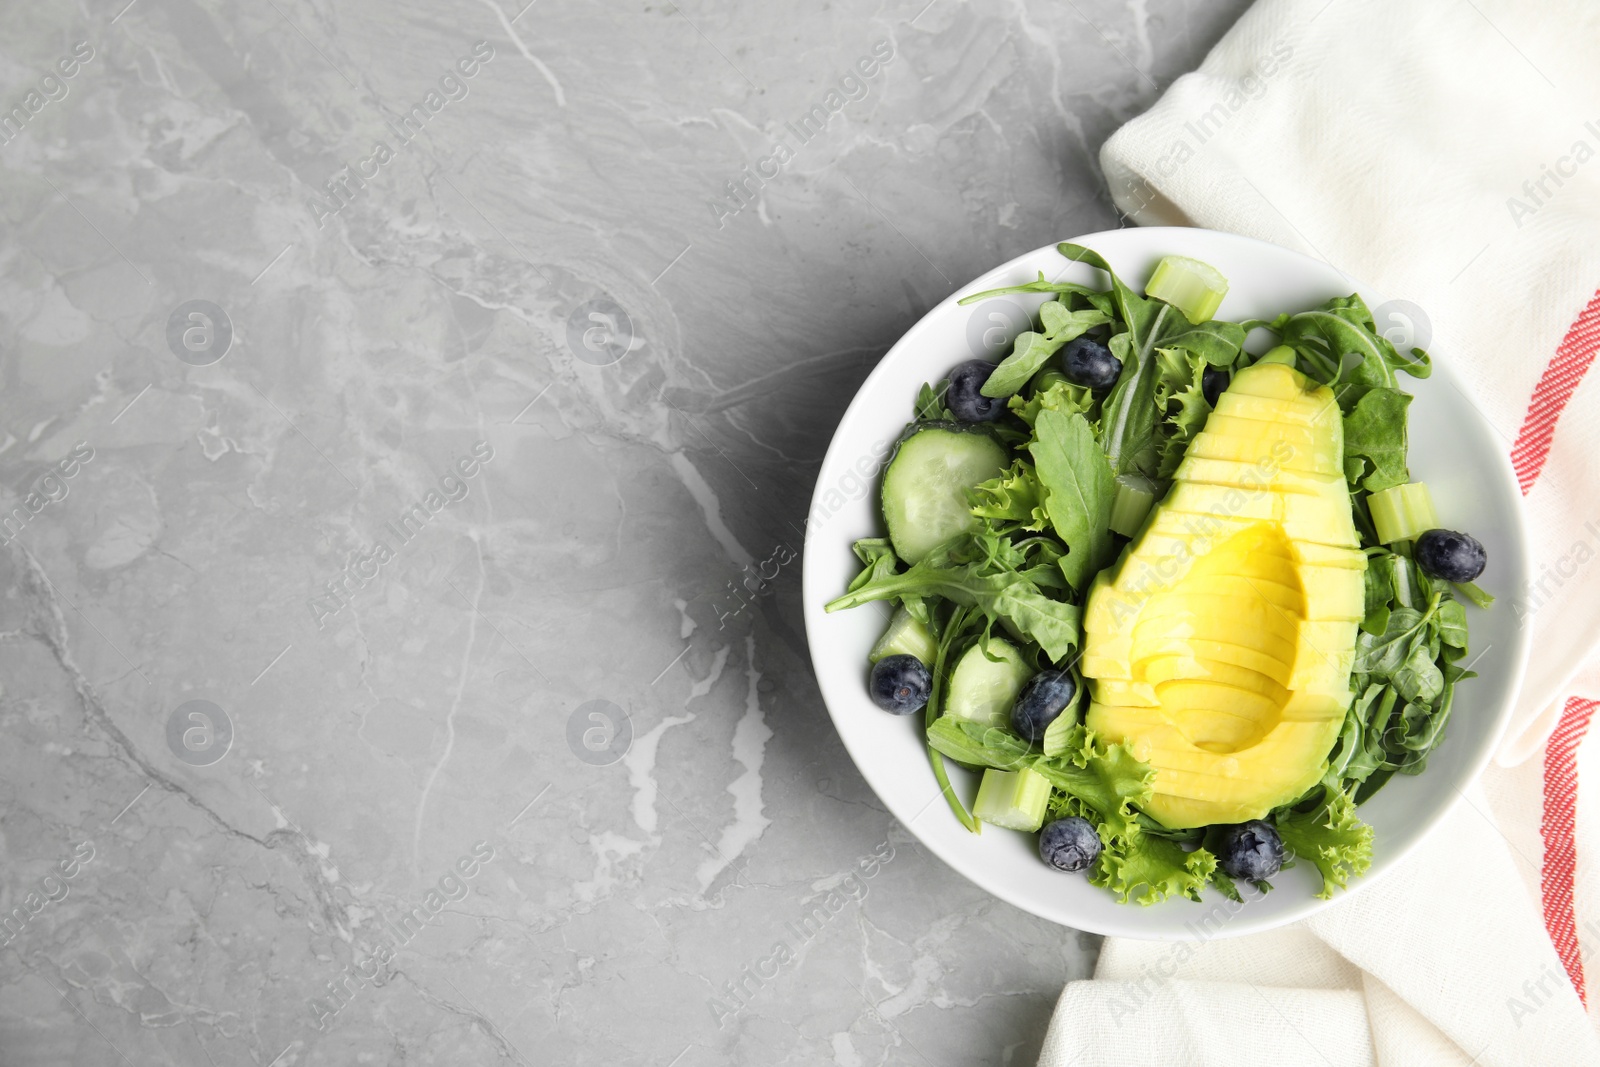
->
[[1040, 1, 1600, 1062]]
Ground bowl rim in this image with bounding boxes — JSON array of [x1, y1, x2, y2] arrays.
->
[[800, 226, 1532, 940]]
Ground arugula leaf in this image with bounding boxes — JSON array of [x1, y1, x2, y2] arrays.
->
[[1056, 244, 1174, 478], [846, 538, 899, 594], [825, 534, 1081, 661], [1260, 294, 1431, 416], [958, 271, 1116, 318], [981, 305, 1111, 399], [1159, 318, 1246, 367], [1030, 409, 1115, 592], [1344, 387, 1412, 492], [1099, 331, 1164, 477], [914, 382, 954, 422], [1057, 243, 1160, 336], [1056, 243, 1242, 480], [923, 605, 983, 834], [1274, 785, 1373, 899], [1090, 830, 1217, 905], [1326, 682, 1396, 787]]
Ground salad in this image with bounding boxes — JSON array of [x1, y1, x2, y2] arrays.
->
[[824, 243, 1493, 905]]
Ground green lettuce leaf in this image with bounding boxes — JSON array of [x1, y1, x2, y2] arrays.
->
[[1030, 724, 1153, 842], [1153, 346, 1215, 479], [1090, 830, 1217, 905], [1009, 378, 1097, 430], [969, 460, 1048, 533], [1273, 785, 1373, 899]]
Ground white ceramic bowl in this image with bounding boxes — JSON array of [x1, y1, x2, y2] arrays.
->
[[801, 227, 1531, 940]]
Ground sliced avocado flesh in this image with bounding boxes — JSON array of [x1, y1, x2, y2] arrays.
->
[[1082, 362, 1366, 829]]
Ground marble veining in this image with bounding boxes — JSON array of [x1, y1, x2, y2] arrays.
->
[[0, 0, 1250, 1063]]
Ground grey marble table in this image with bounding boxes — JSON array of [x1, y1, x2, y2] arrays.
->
[[0, 1, 1250, 1063]]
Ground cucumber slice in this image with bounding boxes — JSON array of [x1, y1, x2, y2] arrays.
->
[[973, 766, 1051, 831], [868, 606, 938, 665], [1369, 482, 1439, 544], [946, 637, 1032, 728], [881, 427, 1008, 564], [1109, 474, 1158, 538], [1146, 256, 1229, 324], [1256, 344, 1297, 367]]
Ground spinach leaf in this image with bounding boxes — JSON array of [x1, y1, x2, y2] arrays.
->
[[1355, 604, 1430, 675], [1344, 387, 1412, 492], [1392, 640, 1445, 704]]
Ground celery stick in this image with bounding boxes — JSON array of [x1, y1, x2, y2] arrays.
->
[[1369, 482, 1440, 544], [1146, 255, 1229, 324], [1108, 474, 1158, 537], [973, 766, 1051, 831]]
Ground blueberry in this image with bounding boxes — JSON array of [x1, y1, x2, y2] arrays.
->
[[1060, 337, 1122, 391], [1011, 669, 1076, 742], [1039, 816, 1102, 872], [1202, 367, 1229, 406], [869, 654, 932, 715], [1216, 820, 1285, 882], [945, 360, 1005, 422], [1414, 529, 1487, 583]]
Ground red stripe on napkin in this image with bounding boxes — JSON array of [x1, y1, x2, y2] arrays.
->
[[1542, 697, 1598, 1005], [1511, 290, 1600, 494]]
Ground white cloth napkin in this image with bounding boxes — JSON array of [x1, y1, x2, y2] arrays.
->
[[1039, 1, 1600, 1063]]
